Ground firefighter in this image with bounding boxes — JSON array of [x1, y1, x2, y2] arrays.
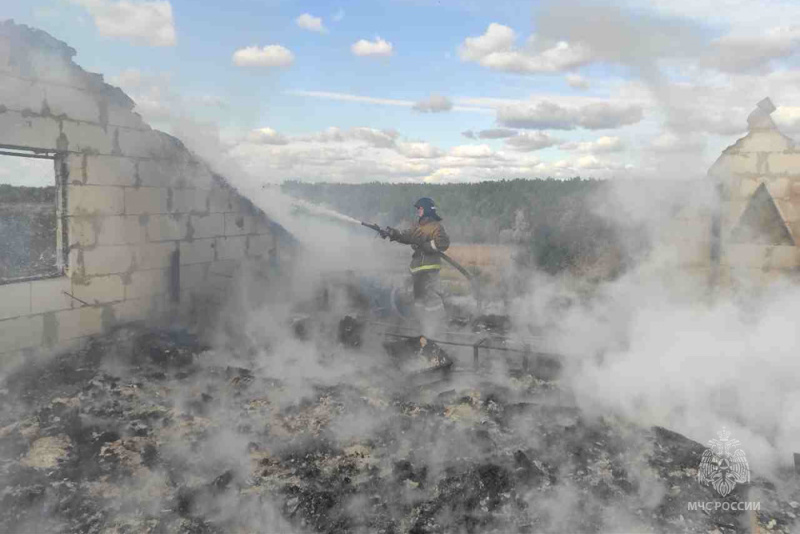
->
[[386, 198, 450, 333]]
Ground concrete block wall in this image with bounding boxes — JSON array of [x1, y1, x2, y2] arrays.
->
[[0, 22, 292, 358], [705, 102, 800, 287]]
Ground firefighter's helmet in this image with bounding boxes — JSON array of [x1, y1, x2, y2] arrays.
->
[[414, 197, 441, 220]]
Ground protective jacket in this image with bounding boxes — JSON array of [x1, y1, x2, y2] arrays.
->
[[394, 216, 450, 274]]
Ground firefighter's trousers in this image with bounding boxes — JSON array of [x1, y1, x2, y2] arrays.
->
[[412, 270, 446, 336]]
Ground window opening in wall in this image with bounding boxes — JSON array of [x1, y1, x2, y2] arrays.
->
[[730, 183, 794, 246], [0, 148, 64, 284]]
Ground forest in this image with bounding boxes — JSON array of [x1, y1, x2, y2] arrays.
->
[[0, 184, 58, 282], [0, 184, 56, 204], [282, 178, 658, 277]]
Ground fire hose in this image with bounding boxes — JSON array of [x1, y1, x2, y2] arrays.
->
[[361, 221, 483, 311]]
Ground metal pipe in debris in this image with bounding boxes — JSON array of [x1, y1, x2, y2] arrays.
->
[[365, 320, 544, 345], [380, 331, 555, 356], [380, 331, 563, 378]]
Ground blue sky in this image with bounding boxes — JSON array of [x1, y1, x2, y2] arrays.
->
[[6, 0, 800, 183]]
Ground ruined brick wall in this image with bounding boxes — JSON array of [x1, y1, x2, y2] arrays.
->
[[645, 100, 800, 293], [0, 21, 293, 359], [708, 100, 800, 288]]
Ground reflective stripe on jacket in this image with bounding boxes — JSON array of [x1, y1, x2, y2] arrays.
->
[[395, 217, 450, 274]]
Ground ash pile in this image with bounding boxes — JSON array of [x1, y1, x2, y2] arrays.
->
[[1, 278, 799, 533]]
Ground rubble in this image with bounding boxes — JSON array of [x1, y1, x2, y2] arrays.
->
[[1, 322, 798, 534]]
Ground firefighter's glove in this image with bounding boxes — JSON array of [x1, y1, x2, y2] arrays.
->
[[386, 227, 401, 241]]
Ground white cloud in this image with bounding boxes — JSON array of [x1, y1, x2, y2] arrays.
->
[[246, 127, 289, 145], [67, 0, 176, 46], [497, 101, 576, 130], [455, 93, 631, 110], [459, 23, 515, 61], [108, 68, 173, 120], [560, 136, 625, 153], [773, 106, 800, 133], [412, 93, 453, 113], [396, 142, 443, 159], [351, 37, 393, 57], [505, 131, 561, 152], [533, 1, 707, 73], [295, 13, 326, 33], [701, 27, 800, 74], [344, 127, 399, 148], [422, 168, 464, 184], [230, 135, 430, 184], [577, 155, 603, 169], [449, 144, 494, 158], [566, 74, 589, 90], [628, 0, 800, 36], [522, 0, 800, 146], [458, 23, 594, 74], [301, 126, 399, 148], [108, 68, 229, 129], [546, 155, 633, 176], [435, 0, 800, 175], [580, 102, 644, 129], [476, 128, 517, 139], [232, 45, 294, 67], [227, 123, 627, 183], [497, 100, 643, 130], [553, 160, 570, 170], [287, 90, 491, 113]]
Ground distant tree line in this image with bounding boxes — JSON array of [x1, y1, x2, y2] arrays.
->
[[282, 178, 651, 277], [0, 184, 56, 204], [0, 185, 58, 281]]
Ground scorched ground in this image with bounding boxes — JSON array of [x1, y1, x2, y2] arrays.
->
[[1, 315, 798, 533]]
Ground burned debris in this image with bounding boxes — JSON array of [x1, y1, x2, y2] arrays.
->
[[2, 292, 798, 534]]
